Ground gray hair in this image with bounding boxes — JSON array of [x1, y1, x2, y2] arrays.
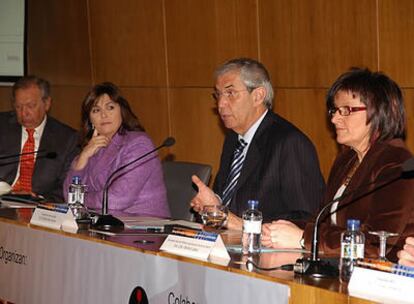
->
[[12, 75, 51, 102], [215, 58, 274, 108]]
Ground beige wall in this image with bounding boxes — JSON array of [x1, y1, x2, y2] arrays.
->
[[2, 0, 414, 181]]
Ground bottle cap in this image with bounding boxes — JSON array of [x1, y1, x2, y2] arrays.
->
[[72, 176, 81, 184], [247, 200, 259, 209], [347, 219, 360, 231]]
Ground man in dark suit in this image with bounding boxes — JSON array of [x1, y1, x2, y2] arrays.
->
[[0, 75, 79, 203], [191, 58, 325, 229]]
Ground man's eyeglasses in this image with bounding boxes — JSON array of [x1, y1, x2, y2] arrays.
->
[[328, 106, 367, 117], [211, 89, 248, 101]]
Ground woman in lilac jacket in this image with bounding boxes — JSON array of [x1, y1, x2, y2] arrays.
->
[[64, 82, 170, 217]]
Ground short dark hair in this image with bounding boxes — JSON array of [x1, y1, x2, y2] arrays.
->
[[326, 68, 405, 142], [80, 82, 145, 146], [12, 75, 51, 101], [215, 58, 274, 109]]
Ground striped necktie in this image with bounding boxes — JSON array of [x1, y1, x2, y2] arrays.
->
[[13, 128, 35, 193], [221, 138, 248, 206]]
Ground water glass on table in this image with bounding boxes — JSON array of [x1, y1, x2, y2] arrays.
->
[[201, 205, 228, 229]]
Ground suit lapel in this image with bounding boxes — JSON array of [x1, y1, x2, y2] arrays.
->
[[7, 114, 22, 155], [33, 117, 54, 183], [333, 143, 385, 226]]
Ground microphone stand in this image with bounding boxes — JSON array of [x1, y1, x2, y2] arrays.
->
[[92, 137, 175, 232], [296, 171, 402, 278]]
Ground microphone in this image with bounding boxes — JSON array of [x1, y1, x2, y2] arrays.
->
[[0, 149, 47, 160], [0, 151, 57, 167], [92, 136, 176, 231], [295, 164, 405, 278]]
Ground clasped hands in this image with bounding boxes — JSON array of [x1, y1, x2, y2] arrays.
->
[[262, 220, 304, 249], [398, 237, 414, 267]]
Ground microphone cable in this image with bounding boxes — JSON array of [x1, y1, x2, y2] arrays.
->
[[245, 259, 294, 271]]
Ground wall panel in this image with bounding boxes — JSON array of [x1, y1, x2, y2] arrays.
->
[[169, 88, 225, 176], [165, 0, 259, 87], [23, 0, 414, 184], [122, 88, 169, 150], [259, 0, 378, 88], [89, 0, 167, 86], [379, 0, 414, 87], [27, 0, 91, 86], [48, 86, 90, 129], [0, 87, 12, 112], [275, 89, 338, 177]]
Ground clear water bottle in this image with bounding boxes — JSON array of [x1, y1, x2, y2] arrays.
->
[[68, 176, 85, 206], [339, 219, 365, 282], [242, 200, 263, 255], [68, 176, 88, 220]]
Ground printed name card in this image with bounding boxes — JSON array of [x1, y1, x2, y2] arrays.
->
[[348, 266, 414, 304], [160, 228, 230, 265], [30, 204, 78, 233]]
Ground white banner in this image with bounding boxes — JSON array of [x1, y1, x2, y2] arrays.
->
[[0, 221, 289, 304]]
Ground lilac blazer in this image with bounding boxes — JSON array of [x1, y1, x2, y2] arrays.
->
[[64, 131, 170, 217]]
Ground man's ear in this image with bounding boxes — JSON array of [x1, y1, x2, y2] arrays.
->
[[44, 97, 52, 112], [252, 87, 266, 106]]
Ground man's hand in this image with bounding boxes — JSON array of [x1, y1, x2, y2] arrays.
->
[[226, 211, 243, 231], [190, 175, 220, 212]]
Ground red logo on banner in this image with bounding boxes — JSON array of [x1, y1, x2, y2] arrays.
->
[[129, 286, 148, 304]]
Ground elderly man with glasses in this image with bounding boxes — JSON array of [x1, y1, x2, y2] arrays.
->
[[190, 58, 325, 230]]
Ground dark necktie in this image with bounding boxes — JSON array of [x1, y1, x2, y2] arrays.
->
[[13, 128, 35, 192], [221, 138, 247, 206]]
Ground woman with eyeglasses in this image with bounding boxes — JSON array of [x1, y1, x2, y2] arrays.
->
[[261, 68, 414, 261]]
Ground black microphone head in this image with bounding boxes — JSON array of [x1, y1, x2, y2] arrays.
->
[[163, 137, 176, 147], [45, 152, 57, 159], [402, 157, 414, 173]]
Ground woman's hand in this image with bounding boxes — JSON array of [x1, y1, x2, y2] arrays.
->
[[398, 237, 414, 267], [262, 220, 304, 249], [73, 129, 110, 171]]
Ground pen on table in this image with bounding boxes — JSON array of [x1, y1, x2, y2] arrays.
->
[[171, 227, 218, 241], [145, 227, 164, 233], [357, 258, 414, 277], [171, 227, 199, 238], [37, 203, 69, 213]]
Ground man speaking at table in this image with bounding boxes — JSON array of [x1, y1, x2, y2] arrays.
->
[[0, 75, 79, 203], [191, 58, 325, 229]]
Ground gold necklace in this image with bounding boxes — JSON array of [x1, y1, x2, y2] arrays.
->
[[343, 159, 360, 186]]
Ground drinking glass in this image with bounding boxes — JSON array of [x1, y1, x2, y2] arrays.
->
[[201, 205, 228, 229], [369, 230, 399, 261]]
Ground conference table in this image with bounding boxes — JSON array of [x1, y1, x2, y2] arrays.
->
[[0, 208, 375, 304]]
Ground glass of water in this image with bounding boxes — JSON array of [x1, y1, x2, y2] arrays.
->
[[201, 205, 228, 229], [369, 230, 399, 261]]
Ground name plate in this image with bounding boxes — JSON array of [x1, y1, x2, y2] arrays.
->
[[160, 228, 230, 265], [348, 266, 414, 303], [30, 204, 78, 233]]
